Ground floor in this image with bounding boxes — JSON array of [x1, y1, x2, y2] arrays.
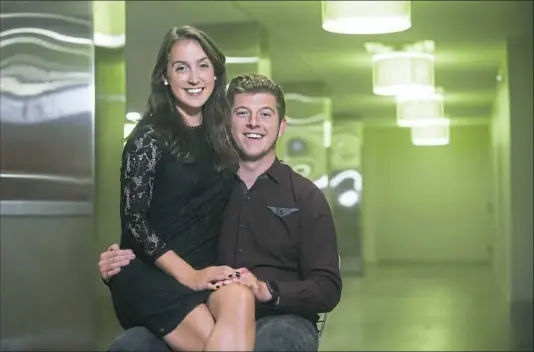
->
[[320, 263, 522, 351], [98, 263, 531, 351]]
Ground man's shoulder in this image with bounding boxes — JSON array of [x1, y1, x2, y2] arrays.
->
[[279, 161, 325, 202]]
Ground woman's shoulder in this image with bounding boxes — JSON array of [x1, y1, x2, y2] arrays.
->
[[132, 120, 157, 138], [125, 118, 164, 151]]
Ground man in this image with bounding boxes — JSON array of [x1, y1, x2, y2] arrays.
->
[[99, 74, 342, 351]]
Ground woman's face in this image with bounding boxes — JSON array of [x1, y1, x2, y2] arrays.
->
[[164, 39, 216, 113]]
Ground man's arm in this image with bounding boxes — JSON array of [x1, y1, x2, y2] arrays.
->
[[274, 187, 342, 314]]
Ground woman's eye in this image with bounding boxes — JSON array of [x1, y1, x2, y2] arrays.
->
[[175, 66, 187, 72]]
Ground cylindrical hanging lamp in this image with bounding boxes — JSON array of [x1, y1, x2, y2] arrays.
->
[[372, 51, 435, 96], [411, 121, 450, 146], [396, 92, 448, 127], [322, 1, 411, 35]]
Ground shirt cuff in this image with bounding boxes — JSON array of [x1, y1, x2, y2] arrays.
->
[[276, 281, 314, 311]]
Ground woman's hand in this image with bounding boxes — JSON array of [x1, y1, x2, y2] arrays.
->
[[189, 266, 238, 291]]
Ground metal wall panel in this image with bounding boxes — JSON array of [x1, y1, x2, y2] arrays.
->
[[0, 1, 96, 350], [0, 0, 94, 215]]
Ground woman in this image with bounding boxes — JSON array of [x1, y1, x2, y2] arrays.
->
[[109, 26, 255, 351]]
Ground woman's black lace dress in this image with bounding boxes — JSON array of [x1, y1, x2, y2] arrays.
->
[[109, 119, 234, 338]]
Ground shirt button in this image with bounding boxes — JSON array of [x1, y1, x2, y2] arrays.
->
[[240, 223, 245, 228], [237, 248, 243, 254]]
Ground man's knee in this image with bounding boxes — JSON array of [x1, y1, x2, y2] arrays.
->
[[108, 327, 171, 352], [255, 315, 318, 352]]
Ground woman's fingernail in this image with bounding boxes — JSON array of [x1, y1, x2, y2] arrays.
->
[[235, 272, 241, 278]]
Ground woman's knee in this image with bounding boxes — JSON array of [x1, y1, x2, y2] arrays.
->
[[218, 284, 255, 305], [210, 284, 255, 321]]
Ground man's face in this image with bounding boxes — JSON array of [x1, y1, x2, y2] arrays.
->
[[231, 92, 286, 162]]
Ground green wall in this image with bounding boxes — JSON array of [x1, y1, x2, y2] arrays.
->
[[490, 63, 512, 302], [491, 35, 533, 304], [362, 124, 494, 263], [94, 46, 125, 349]]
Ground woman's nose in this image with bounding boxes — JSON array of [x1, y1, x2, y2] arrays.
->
[[188, 69, 200, 84]]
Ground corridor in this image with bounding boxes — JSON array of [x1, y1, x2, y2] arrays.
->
[[321, 264, 521, 351]]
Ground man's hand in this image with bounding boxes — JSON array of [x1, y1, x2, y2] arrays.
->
[[98, 244, 135, 282], [233, 268, 272, 303]]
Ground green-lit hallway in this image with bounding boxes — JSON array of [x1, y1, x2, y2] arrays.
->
[[321, 264, 517, 351], [1, 1, 532, 351]]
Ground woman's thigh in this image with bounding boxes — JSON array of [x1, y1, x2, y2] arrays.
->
[[162, 303, 215, 351], [110, 258, 210, 337]]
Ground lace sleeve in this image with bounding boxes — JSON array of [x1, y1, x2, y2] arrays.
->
[[120, 124, 168, 260]]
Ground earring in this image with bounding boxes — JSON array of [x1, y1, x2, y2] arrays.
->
[[163, 79, 169, 86], [214, 76, 217, 80]]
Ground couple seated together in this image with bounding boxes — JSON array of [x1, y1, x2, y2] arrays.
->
[[98, 25, 341, 352]]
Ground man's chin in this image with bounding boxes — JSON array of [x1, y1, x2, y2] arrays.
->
[[234, 141, 277, 163], [237, 150, 265, 162]]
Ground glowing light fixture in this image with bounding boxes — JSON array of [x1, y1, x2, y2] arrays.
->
[[321, 1, 411, 34], [396, 90, 448, 127], [411, 120, 450, 146], [126, 112, 141, 122], [226, 56, 260, 64], [366, 41, 436, 97]]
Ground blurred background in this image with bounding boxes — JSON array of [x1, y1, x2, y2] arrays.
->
[[0, 1, 532, 351]]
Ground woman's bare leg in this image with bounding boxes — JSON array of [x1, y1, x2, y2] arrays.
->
[[204, 284, 255, 351], [162, 303, 215, 351]]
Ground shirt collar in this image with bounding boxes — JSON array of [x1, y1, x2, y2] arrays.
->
[[234, 158, 284, 184], [262, 158, 284, 183]]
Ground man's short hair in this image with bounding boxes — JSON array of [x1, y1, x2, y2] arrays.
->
[[227, 73, 286, 124]]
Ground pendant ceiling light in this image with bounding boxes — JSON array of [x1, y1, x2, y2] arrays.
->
[[396, 91, 448, 127], [321, 1, 411, 34], [411, 120, 450, 146], [366, 41, 436, 97]]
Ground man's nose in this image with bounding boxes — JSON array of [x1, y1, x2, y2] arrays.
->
[[247, 115, 259, 128]]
